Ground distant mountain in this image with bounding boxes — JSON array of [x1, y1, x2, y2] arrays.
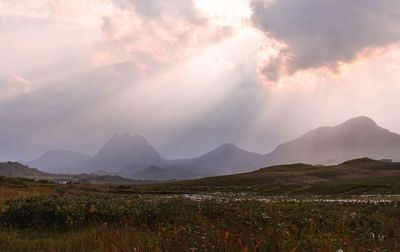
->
[[186, 143, 266, 175], [265, 116, 400, 165], [82, 134, 165, 177], [25, 116, 400, 180], [134, 165, 198, 181], [80, 137, 266, 178], [24, 150, 91, 174]]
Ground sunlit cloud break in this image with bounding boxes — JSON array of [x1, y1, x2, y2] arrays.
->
[[0, 0, 400, 162]]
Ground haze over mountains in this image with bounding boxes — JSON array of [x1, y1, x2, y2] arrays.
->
[[81, 134, 165, 177], [23, 116, 400, 180], [184, 143, 265, 175], [25, 150, 91, 174], [265, 116, 400, 165]]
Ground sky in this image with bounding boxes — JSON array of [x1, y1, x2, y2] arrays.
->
[[1, 0, 400, 161]]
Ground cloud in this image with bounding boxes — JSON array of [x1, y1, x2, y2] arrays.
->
[[7, 74, 31, 86], [0, 0, 110, 22], [97, 0, 232, 73], [114, 0, 205, 23], [251, 0, 400, 81], [6, 74, 31, 94]]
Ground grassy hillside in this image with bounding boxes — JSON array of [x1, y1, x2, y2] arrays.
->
[[128, 158, 400, 195]]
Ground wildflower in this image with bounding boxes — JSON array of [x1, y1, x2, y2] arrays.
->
[[89, 205, 97, 214]]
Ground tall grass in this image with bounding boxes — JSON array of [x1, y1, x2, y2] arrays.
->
[[1, 195, 400, 251]]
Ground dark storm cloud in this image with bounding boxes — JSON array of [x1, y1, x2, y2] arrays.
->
[[251, 0, 400, 80]]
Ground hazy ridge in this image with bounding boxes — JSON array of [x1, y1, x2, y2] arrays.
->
[[23, 116, 400, 180]]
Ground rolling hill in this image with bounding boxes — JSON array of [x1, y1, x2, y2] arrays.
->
[[133, 158, 400, 195], [0, 162, 47, 178]]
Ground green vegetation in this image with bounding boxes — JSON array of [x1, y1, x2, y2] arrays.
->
[[2, 158, 400, 251], [124, 159, 400, 195], [1, 193, 400, 251]]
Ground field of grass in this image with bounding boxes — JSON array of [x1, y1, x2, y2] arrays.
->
[[1, 176, 400, 251], [123, 172, 400, 196]]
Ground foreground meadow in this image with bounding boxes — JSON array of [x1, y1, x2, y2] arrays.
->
[[1, 178, 400, 251]]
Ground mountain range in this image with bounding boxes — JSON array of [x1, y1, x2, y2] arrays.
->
[[23, 116, 400, 180]]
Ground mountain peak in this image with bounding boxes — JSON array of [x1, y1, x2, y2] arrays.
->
[[107, 133, 149, 147], [192, 143, 265, 175], [85, 133, 164, 175], [218, 143, 239, 150], [198, 144, 242, 157], [339, 116, 378, 128], [266, 116, 400, 165], [131, 135, 149, 144]]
